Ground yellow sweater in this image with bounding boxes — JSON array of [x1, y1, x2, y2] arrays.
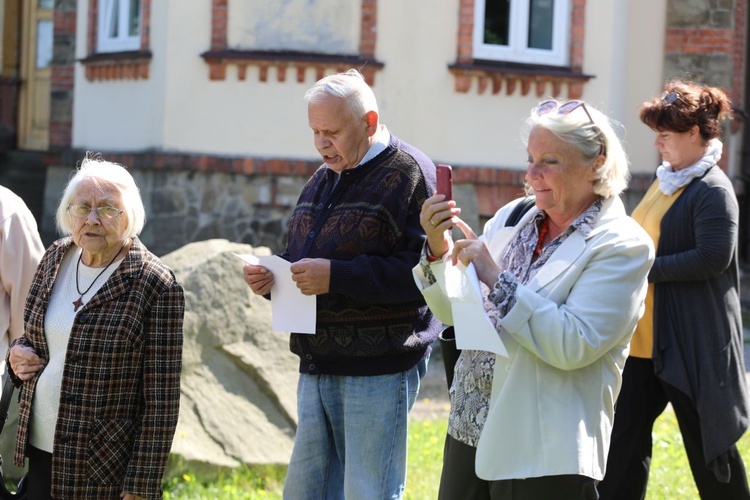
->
[[628, 181, 684, 358]]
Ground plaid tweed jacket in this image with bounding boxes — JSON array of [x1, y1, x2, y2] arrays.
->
[[11, 237, 184, 499]]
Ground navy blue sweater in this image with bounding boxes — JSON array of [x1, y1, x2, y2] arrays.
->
[[282, 134, 440, 376]]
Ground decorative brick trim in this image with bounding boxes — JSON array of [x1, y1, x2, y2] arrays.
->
[[80, 51, 152, 81], [201, 50, 384, 86], [452, 0, 591, 99], [83, 0, 152, 81], [448, 61, 593, 99], [205, 0, 384, 85]]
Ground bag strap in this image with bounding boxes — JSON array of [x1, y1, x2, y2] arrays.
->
[[0, 373, 15, 436], [505, 196, 536, 227]]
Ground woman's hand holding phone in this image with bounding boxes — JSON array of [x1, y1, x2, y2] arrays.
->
[[436, 164, 453, 201]]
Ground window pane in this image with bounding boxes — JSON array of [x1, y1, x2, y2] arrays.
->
[[36, 20, 53, 68], [129, 0, 141, 37], [484, 0, 511, 46], [38, 0, 54, 9], [109, 0, 120, 38], [528, 0, 554, 50]]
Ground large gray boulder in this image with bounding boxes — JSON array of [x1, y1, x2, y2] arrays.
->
[[162, 239, 299, 478]]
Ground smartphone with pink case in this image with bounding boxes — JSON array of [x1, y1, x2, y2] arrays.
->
[[436, 164, 453, 201]]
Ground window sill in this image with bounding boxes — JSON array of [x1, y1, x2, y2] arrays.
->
[[80, 51, 152, 81], [200, 50, 385, 85], [448, 60, 594, 99]]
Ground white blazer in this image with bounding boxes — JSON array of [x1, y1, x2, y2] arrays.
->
[[413, 196, 654, 481]]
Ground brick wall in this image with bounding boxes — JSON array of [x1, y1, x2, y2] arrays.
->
[[50, 0, 77, 150], [663, 0, 746, 107]]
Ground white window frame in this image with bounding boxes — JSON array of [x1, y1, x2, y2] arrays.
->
[[473, 0, 571, 66], [97, 0, 141, 53]]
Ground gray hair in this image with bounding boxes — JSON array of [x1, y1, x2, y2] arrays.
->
[[56, 154, 145, 239], [303, 68, 379, 119], [523, 101, 630, 198]]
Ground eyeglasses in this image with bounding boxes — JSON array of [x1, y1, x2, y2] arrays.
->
[[535, 100, 595, 125], [661, 91, 681, 105], [67, 205, 124, 219]]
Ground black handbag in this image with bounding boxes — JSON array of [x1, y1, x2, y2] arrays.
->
[[0, 373, 27, 500], [439, 196, 536, 391]]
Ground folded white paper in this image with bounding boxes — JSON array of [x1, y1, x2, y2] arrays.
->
[[234, 254, 317, 334], [443, 262, 507, 356]]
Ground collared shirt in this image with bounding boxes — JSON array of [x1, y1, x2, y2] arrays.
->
[[330, 125, 390, 188], [424, 198, 603, 446], [358, 124, 390, 166]]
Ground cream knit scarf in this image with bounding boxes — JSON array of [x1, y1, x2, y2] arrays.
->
[[656, 138, 722, 195]]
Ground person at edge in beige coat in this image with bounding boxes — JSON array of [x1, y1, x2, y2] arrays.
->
[[0, 184, 44, 368]]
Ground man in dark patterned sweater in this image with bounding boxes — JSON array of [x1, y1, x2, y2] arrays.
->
[[243, 68, 439, 499]]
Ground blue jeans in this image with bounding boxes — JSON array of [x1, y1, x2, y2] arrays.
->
[[283, 357, 428, 500]]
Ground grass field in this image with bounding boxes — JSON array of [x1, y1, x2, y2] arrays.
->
[[162, 404, 749, 499]]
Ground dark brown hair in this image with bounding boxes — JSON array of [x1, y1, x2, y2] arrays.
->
[[639, 80, 733, 141]]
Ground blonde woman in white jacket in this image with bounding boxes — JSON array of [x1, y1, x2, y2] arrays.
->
[[414, 101, 654, 500]]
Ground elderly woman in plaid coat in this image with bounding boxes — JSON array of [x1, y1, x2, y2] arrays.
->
[[8, 155, 184, 499]]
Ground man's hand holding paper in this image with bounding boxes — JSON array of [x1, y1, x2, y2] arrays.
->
[[243, 262, 275, 295], [290, 258, 331, 295], [237, 254, 317, 334]]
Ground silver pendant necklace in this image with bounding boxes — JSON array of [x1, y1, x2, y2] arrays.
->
[[73, 244, 125, 312]]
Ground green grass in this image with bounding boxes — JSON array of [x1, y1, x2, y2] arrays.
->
[[163, 464, 285, 500], [646, 408, 699, 499], [162, 406, 750, 499], [162, 417, 447, 500], [404, 418, 448, 499]]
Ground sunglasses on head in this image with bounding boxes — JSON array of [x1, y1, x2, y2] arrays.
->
[[535, 100, 595, 126], [534, 100, 605, 155], [661, 91, 681, 105]]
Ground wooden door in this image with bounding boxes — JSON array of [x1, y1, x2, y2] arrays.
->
[[18, 0, 53, 151]]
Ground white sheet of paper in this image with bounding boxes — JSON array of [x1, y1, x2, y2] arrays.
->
[[443, 262, 507, 356], [234, 254, 317, 334]]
